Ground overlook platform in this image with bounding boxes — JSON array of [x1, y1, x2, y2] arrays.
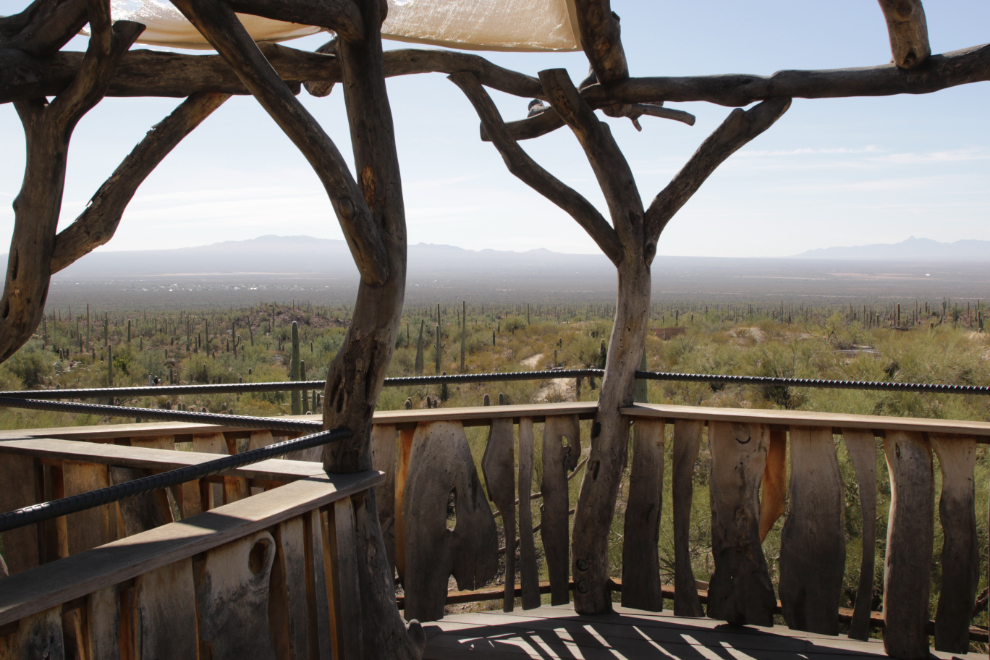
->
[[423, 605, 981, 660]]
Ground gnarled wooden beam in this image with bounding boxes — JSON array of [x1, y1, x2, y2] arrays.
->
[[49, 91, 229, 274], [170, 0, 389, 287], [481, 101, 694, 142], [0, 0, 88, 57], [572, 0, 628, 84], [5, 41, 990, 109], [0, 2, 142, 363], [877, 0, 930, 69], [448, 71, 622, 266], [644, 97, 791, 252]]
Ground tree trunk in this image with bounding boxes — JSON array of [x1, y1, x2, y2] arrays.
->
[[320, 0, 423, 656], [571, 253, 650, 614]]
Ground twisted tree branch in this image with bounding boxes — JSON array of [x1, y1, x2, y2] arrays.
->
[[572, 0, 628, 84], [539, 68, 644, 250], [50, 92, 229, 274], [0, 0, 89, 57], [644, 98, 791, 251], [224, 0, 364, 43], [449, 71, 622, 266], [170, 0, 389, 286]]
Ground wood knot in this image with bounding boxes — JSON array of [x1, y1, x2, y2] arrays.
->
[[337, 197, 355, 220]]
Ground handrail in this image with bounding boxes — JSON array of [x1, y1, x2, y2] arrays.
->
[[0, 426, 350, 533]]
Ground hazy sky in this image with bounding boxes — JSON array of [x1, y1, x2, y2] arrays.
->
[[1, 1, 989, 258]]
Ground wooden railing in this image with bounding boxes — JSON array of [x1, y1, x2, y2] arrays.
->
[[1, 401, 987, 660]]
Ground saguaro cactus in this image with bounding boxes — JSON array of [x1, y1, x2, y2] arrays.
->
[[414, 319, 425, 375], [301, 359, 308, 413], [290, 321, 301, 414], [460, 300, 466, 373], [434, 323, 444, 374]]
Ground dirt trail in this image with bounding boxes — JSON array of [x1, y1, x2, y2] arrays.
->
[[521, 353, 577, 402]]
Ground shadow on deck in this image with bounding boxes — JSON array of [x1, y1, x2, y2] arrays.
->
[[423, 605, 979, 660]]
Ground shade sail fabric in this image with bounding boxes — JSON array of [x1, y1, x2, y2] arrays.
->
[[102, 0, 581, 52]]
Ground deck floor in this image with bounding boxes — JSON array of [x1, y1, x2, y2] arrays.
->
[[422, 605, 978, 659]]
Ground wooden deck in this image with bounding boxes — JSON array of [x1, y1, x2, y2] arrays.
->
[[422, 605, 982, 660]]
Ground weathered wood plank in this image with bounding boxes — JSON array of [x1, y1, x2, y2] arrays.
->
[[304, 509, 333, 660], [0, 472, 383, 627], [62, 460, 114, 554], [85, 586, 120, 660], [394, 428, 414, 584], [0, 453, 39, 574], [195, 531, 277, 660], [128, 435, 174, 451], [327, 497, 363, 660], [271, 517, 310, 660], [541, 415, 581, 606], [672, 419, 705, 617], [707, 421, 776, 626], [481, 418, 516, 612], [0, 606, 63, 659], [192, 432, 228, 509], [759, 427, 787, 541], [622, 418, 664, 611], [402, 421, 498, 622], [930, 433, 979, 653], [132, 558, 199, 659], [371, 424, 397, 577], [110, 466, 173, 537], [779, 426, 845, 635], [517, 418, 541, 610], [882, 430, 933, 660], [842, 428, 877, 641]]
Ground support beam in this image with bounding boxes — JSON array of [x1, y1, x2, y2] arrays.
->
[[877, 0, 930, 69], [572, 0, 628, 84], [223, 0, 364, 44], [0, 0, 89, 57]]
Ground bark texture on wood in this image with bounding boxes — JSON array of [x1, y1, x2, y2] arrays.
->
[[778, 426, 845, 635], [842, 428, 877, 641], [517, 417, 541, 610], [50, 92, 228, 273], [270, 517, 310, 660], [86, 586, 120, 660], [0, 606, 63, 658], [0, 7, 142, 363], [672, 419, 705, 617], [402, 421, 498, 622], [707, 421, 776, 627], [572, 0, 628, 84], [882, 430, 933, 660], [223, 0, 364, 43], [448, 72, 622, 265], [481, 417, 516, 611], [877, 0, 930, 68], [645, 98, 790, 248], [759, 426, 787, 542], [0, 453, 39, 574], [133, 558, 199, 658], [542, 414, 581, 605], [930, 434, 979, 653], [621, 418, 664, 611], [0, 0, 88, 57]]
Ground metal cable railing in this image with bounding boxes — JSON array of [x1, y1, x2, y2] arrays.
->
[[0, 426, 350, 533], [1, 368, 988, 401]]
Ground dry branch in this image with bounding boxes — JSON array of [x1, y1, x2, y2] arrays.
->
[[572, 0, 628, 84], [4, 41, 990, 109], [50, 92, 230, 274], [877, 0, 930, 69], [0, 0, 89, 57], [449, 72, 622, 266], [644, 98, 791, 250], [224, 0, 363, 43], [539, 68, 644, 249], [0, 3, 143, 363], [170, 0, 389, 286], [481, 101, 694, 142]]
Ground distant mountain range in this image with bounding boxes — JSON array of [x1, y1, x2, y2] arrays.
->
[[794, 236, 990, 261]]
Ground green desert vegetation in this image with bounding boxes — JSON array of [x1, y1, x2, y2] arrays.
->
[[1, 298, 988, 639]]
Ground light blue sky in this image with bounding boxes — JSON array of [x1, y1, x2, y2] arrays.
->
[[1, 1, 988, 258]]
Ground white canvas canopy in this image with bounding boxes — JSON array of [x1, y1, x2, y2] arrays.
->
[[106, 0, 582, 52]]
